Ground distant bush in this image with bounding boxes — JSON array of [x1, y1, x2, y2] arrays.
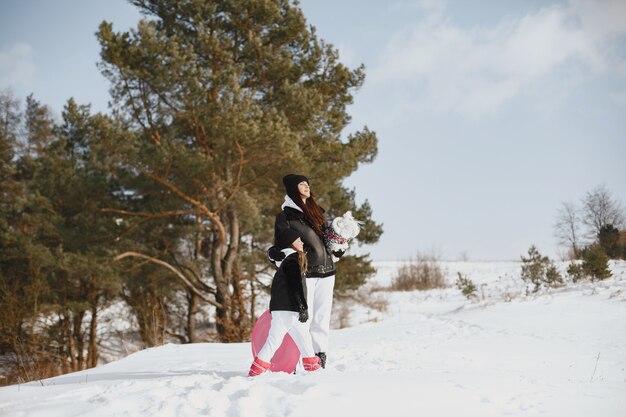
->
[[391, 254, 446, 291], [545, 264, 563, 287], [455, 272, 477, 300], [566, 262, 585, 282], [334, 287, 389, 328], [598, 224, 621, 259], [520, 245, 564, 292], [581, 245, 612, 280], [335, 254, 376, 292]]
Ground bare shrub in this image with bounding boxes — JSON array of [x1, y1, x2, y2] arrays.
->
[[391, 254, 447, 291], [366, 294, 389, 313], [337, 304, 352, 329], [353, 289, 389, 313], [334, 288, 389, 328]]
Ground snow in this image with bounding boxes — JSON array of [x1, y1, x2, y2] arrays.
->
[[1, 261, 625, 417]]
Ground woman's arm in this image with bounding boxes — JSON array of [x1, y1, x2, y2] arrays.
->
[[275, 211, 302, 248]]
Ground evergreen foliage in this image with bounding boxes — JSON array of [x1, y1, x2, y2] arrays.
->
[[566, 262, 585, 282], [580, 245, 612, 280], [597, 224, 621, 259], [334, 254, 376, 292], [0, 1, 383, 383], [455, 272, 477, 300], [1, 92, 126, 383], [96, 0, 381, 342], [520, 246, 564, 292]]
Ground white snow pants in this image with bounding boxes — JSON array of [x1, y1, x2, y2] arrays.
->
[[257, 311, 315, 362], [305, 275, 335, 353]]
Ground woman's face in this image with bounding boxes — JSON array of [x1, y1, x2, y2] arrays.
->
[[297, 181, 311, 200]]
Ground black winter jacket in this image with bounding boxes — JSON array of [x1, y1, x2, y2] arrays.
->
[[269, 253, 308, 312], [274, 207, 336, 278]]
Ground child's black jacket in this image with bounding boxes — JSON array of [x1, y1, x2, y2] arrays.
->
[[269, 253, 308, 313]]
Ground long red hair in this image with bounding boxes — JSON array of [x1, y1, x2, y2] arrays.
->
[[290, 192, 327, 238]]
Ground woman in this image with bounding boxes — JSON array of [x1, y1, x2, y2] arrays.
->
[[272, 173, 344, 369]]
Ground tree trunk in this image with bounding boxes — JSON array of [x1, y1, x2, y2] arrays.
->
[[249, 271, 256, 327], [231, 259, 248, 340], [212, 237, 231, 340], [149, 290, 166, 346], [127, 288, 167, 347], [65, 317, 78, 372], [211, 206, 243, 342], [186, 211, 202, 343], [73, 312, 85, 370], [186, 290, 198, 343], [87, 301, 98, 368]]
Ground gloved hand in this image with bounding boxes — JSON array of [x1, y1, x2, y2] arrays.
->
[[298, 305, 309, 323], [332, 249, 346, 259], [267, 246, 286, 264]]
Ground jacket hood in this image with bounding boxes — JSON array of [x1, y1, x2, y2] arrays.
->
[[281, 195, 303, 212]]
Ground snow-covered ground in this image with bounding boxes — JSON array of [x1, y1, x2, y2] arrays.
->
[[1, 261, 625, 417]]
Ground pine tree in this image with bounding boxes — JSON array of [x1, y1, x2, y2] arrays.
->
[[0, 93, 60, 383], [520, 246, 563, 292], [24, 94, 56, 156], [598, 224, 621, 259], [455, 272, 477, 300], [0, 91, 21, 227], [581, 245, 612, 280], [96, 0, 381, 341], [43, 99, 124, 367], [0, 95, 131, 383]]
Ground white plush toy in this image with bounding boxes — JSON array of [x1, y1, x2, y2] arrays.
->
[[323, 211, 362, 261]]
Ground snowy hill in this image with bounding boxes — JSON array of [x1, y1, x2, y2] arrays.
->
[[1, 261, 625, 417]]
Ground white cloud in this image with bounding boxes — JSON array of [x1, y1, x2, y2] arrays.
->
[[0, 43, 35, 89], [569, 0, 626, 37], [373, 0, 626, 117]]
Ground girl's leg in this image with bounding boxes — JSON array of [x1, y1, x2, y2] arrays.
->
[[287, 320, 315, 358], [256, 311, 294, 362], [306, 275, 335, 353], [289, 321, 320, 371]]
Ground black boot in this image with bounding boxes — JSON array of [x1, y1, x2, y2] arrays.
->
[[315, 352, 327, 369]]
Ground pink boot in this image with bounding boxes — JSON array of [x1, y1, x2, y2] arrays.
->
[[302, 356, 321, 372], [249, 357, 271, 377]]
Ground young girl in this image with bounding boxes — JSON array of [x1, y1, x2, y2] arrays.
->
[[248, 245, 321, 376]]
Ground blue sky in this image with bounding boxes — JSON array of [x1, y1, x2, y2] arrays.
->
[[1, 0, 625, 261]]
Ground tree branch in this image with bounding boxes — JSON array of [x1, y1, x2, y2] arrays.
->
[[100, 208, 196, 219], [137, 167, 226, 244], [114, 251, 222, 308]]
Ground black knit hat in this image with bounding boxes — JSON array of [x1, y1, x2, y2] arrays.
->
[[282, 174, 309, 198]]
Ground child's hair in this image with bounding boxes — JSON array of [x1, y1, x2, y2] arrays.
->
[[298, 250, 308, 274]]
